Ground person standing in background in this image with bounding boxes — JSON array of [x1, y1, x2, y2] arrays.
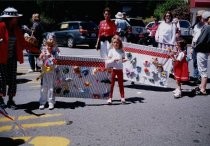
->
[[95, 7, 117, 58], [148, 18, 159, 47], [193, 11, 210, 96], [190, 10, 205, 84], [114, 12, 130, 42], [155, 11, 176, 50], [24, 13, 44, 73]]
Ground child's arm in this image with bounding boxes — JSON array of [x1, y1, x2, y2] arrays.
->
[[176, 52, 185, 62]]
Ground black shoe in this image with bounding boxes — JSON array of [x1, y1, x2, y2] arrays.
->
[[7, 100, 17, 110], [194, 87, 208, 96], [0, 97, 7, 109]]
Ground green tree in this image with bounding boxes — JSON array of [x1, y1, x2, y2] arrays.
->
[[154, 0, 189, 20]]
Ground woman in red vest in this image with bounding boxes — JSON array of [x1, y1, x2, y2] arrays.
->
[[95, 7, 117, 58], [0, 7, 27, 109]]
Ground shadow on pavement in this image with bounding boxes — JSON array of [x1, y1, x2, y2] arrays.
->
[[17, 72, 26, 76], [126, 97, 145, 103], [0, 137, 25, 146], [87, 97, 145, 106], [124, 84, 174, 92], [16, 78, 32, 84], [16, 98, 145, 113], [55, 101, 86, 109]]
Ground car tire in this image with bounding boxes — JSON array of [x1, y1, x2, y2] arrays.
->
[[89, 43, 96, 49], [67, 37, 75, 48]]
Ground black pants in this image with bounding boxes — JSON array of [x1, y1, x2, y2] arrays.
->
[[0, 57, 17, 97], [28, 53, 40, 70]]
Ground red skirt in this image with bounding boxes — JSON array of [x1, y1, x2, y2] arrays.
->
[[173, 58, 189, 81]]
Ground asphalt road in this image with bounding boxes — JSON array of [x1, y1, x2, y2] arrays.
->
[[0, 46, 210, 146]]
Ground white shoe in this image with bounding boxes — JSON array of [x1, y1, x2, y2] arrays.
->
[[107, 98, 112, 104], [121, 98, 126, 104], [48, 103, 54, 110], [39, 105, 45, 110], [172, 88, 180, 94], [28, 69, 34, 73], [173, 90, 182, 98]]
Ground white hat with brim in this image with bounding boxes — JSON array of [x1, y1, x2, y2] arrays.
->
[[196, 10, 205, 17], [0, 7, 22, 18], [115, 12, 123, 19], [202, 11, 210, 19]]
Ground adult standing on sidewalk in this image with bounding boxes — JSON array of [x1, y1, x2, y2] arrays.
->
[[0, 7, 26, 109], [190, 10, 205, 84], [194, 11, 210, 95], [24, 13, 44, 73], [155, 11, 176, 50], [114, 12, 130, 42], [95, 7, 117, 58]]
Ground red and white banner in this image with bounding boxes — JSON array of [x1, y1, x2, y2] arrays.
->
[[122, 42, 172, 87]]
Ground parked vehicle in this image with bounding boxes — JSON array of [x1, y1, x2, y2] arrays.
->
[[112, 18, 147, 43], [178, 19, 193, 43], [43, 21, 98, 48], [145, 21, 163, 34], [126, 18, 147, 43]]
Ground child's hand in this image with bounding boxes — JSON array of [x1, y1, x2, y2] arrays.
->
[[52, 59, 57, 64], [123, 59, 128, 62]]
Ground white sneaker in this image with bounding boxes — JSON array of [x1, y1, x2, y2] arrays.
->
[[28, 69, 34, 73], [174, 90, 182, 98], [39, 105, 45, 110], [172, 88, 180, 94], [48, 103, 54, 110], [121, 98, 126, 104], [107, 98, 112, 104]]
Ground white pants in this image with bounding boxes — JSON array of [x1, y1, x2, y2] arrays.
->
[[197, 52, 208, 78], [100, 41, 110, 59], [39, 71, 55, 105]]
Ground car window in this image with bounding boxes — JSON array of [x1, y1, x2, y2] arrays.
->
[[60, 23, 69, 30], [68, 23, 79, 30], [128, 19, 145, 27], [146, 22, 154, 28], [80, 22, 98, 30], [179, 21, 190, 28]]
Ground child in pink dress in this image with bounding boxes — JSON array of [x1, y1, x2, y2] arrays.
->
[[170, 38, 189, 98]]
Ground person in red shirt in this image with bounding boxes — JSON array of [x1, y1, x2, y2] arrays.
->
[[95, 7, 117, 58], [0, 7, 27, 109], [148, 18, 159, 47]]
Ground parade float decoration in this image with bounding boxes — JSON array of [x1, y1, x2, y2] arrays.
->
[[43, 42, 173, 99], [122, 42, 172, 87], [53, 56, 111, 99]]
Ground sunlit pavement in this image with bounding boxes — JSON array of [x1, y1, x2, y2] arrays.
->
[[0, 46, 210, 146]]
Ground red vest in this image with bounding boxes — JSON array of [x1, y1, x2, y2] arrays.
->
[[0, 21, 26, 64]]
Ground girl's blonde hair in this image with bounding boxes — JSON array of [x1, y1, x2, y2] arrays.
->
[[111, 35, 123, 50]]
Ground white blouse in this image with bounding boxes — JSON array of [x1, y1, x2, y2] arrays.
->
[[155, 21, 176, 45]]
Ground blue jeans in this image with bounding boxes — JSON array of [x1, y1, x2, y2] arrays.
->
[[192, 49, 200, 79], [28, 53, 40, 70]]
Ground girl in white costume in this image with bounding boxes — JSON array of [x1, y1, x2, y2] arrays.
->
[[37, 33, 60, 110]]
